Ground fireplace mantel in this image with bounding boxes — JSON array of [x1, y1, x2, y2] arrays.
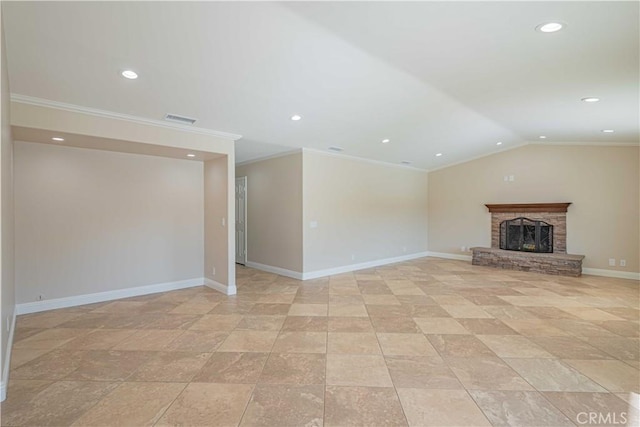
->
[[485, 203, 571, 213]]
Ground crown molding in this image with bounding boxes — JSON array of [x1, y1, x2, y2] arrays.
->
[[302, 148, 429, 172], [236, 148, 302, 167], [427, 141, 530, 173], [10, 94, 243, 141], [529, 140, 640, 147]]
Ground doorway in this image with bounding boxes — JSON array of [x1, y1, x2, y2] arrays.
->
[[235, 176, 247, 265]]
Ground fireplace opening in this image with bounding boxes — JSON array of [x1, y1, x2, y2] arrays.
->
[[500, 217, 553, 253]]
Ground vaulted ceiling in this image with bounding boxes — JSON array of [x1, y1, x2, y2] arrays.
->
[[3, 1, 638, 169]]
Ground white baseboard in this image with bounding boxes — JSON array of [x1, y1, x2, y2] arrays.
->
[[245, 261, 304, 280], [302, 252, 430, 280], [426, 251, 473, 262], [247, 253, 431, 281], [204, 278, 237, 295], [1, 312, 16, 402], [582, 268, 640, 281], [15, 277, 206, 315]]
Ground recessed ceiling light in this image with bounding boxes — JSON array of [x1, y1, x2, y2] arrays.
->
[[290, 114, 302, 121], [536, 22, 564, 33], [601, 129, 615, 133], [539, 135, 547, 139], [581, 97, 600, 103], [121, 70, 138, 79], [187, 153, 196, 158], [435, 153, 443, 157], [382, 139, 390, 144], [496, 142, 503, 146], [51, 137, 64, 142]]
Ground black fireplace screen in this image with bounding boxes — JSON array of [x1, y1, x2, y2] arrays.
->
[[500, 217, 553, 253]]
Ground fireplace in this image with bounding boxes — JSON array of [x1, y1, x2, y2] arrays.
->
[[471, 203, 584, 277], [500, 217, 553, 253]]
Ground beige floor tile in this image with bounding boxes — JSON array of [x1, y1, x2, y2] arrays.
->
[[377, 333, 439, 356], [13, 328, 93, 350], [428, 334, 497, 358], [367, 305, 411, 317], [0, 380, 119, 427], [271, 331, 327, 353], [162, 330, 228, 352], [328, 304, 369, 317], [11, 349, 85, 380], [414, 317, 470, 334], [16, 311, 83, 329], [446, 357, 534, 390], [236, 315, 286, 331], [385, 356, 462, 389], [327, 317, 374, 332], [258, 293, 296, 304], [129, 351, 211, 382], [65, 350, 156, 381], [281, 316, 328, 332], [543, 391, 630, 426], [476, 334, 554, 358], [325, 386, 408, 427], [596, 320, 640, 337], [326, 354, 393, 387], [9, 348, 53, 370], [327, 332, 381, 354], [259, 353, 325, 385], [288, 303, 328, 316], [580, 336, 640, 360], [371, 316, 421, 333], [218, 330, 278, 352], [362, 294, 401, 305], [188, 314, 243, 331], [530, 336, 615, 359], [441, 304, 494, 318], [397, 388, 491, 426], [559, 307, 625, 321], [240, 384, 324, 427], [504, 358, 607, 392], [564, 359, 640, 392], [192, 352, 268, 383], [157, 383, 254, 427], [329, 294, 364, 305], [60, 329, 136, 350], [456, 318, 518, 335], [249, 303, 293, 315], [501, 319, 571, 336], [111, 329, 184, 351], [470, 390, 574, 426], [71, 382, 186, 426]]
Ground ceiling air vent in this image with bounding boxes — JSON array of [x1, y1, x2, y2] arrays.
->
[[401, 161, 412, 165], [164, 113, 197, 125], [328, 146, 344, 152]]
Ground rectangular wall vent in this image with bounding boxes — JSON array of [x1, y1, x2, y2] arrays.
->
[[328, 146, 344, 152], [164, 113, 197, 125]]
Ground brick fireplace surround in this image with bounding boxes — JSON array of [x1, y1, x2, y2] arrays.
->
[[471, 203, 585, 277]]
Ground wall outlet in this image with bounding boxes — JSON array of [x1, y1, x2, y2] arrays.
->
[[221, 217, 226, 227], [37, 294, 44, 301], [212, 267, 216, 276], [461, 246, 466, 252], [620, 259, 626, 267], [608, 258, 616, 266], [310, 221, 318, 229], [509, 175, 515, 182]]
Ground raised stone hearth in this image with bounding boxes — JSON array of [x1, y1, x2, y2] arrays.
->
[[472, 203, 585, 277], [472, 247, 584, 277]]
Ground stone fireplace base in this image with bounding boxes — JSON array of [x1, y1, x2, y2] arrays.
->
[[471, 247, 584, 277]]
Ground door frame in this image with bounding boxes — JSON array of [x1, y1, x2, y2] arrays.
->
[[235, 176, 248, 265]]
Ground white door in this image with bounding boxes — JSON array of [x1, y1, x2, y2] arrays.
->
[[235, 176, 247, 265]]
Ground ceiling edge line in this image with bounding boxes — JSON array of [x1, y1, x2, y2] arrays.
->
[[236, 148, 303, 167], [301, 147, 429, 173], [10, 93, 243, 141]]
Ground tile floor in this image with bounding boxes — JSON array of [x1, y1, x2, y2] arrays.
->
[[1, 258, 638, 426]]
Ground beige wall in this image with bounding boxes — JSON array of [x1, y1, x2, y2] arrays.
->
[[204, 156, 231, 287], [1, 12, 15, 399], [14, 142, 205, 303], [428, 144, 640, 273], [236, 153, 303, 273], [303, 150, 428, 273]]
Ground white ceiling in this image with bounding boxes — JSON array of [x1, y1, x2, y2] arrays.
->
[[3, 1, 638, 169]]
